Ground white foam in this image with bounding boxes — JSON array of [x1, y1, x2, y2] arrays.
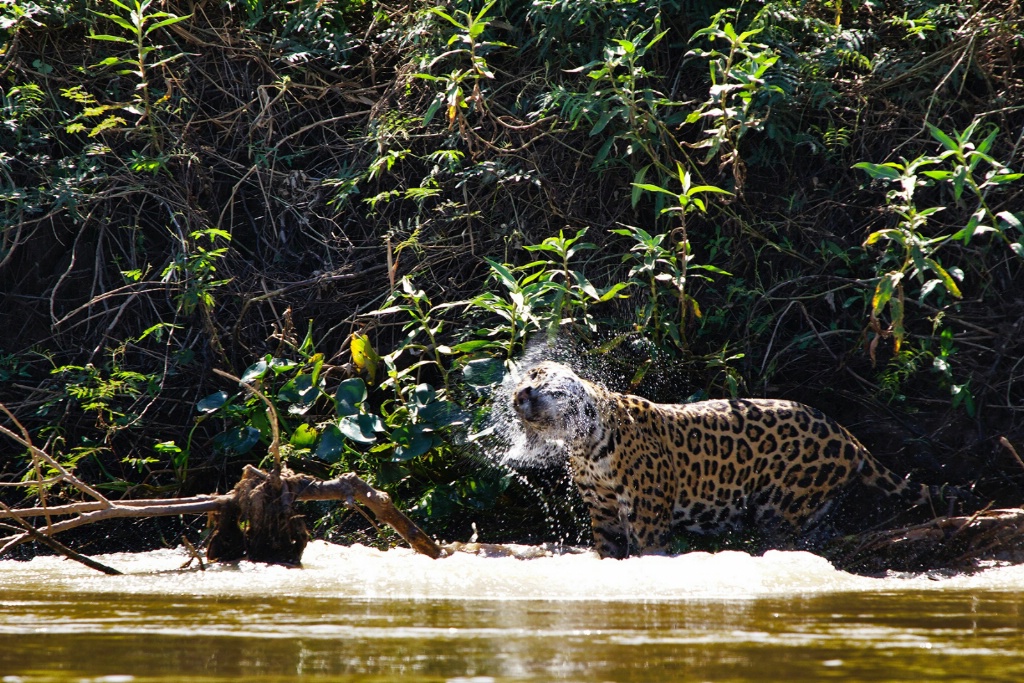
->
[[4, 541, 1024, 602]]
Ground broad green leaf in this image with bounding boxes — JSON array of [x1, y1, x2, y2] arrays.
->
[[240, 359, 269, 382], [290, 423, 318, 448], [279, 373, 318, 413], [338, 413, 383, 444], [391, 424, 436, 461], [315, 424, 346, 463], [335, 377, 367, 416], [1010, 242, 1024, 259], [418, 400, 468, 427], [216, 425, 261, 455], [411, 383, 436, 408], [196, 391, 228, 413]]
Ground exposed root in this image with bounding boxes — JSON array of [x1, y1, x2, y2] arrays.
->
[[207, 466, 309, 565]]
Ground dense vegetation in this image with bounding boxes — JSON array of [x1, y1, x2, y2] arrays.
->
[[2, 0, 1023, 552]]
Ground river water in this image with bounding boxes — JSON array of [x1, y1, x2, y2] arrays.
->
[[2, 541, 1024, 682]]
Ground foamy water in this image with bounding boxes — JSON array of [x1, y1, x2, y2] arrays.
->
[[4, 541, 1024, 601]]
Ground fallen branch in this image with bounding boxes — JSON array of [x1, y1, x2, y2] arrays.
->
[[0, 466, 441, 564], [824, 508, 1024, 574], [0, 500, 121, 575]]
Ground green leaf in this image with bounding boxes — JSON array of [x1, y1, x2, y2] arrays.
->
[[391, 424, 436, 461], [863, 229, 903, 246], [463, 357, 504, 387], [987, 172, 1024, 185], [924, 258, 962, 298], [589, 109, 617, 137], [411, 383, 436, 408], [269, 357, 299, 374], [926, 123, 959, 153], [853, 162, 901, 181], [631, 164, 651, 208], [90, 10, 135, 32], [145, 13, 192, 35], [1010, 242, 1024, 259], [418, 400, 468, 427], [448, 339, 498, 353], [871, 271, 902, 317], [997, 211, 1023, 232], [338, 413, 382, 444], [240, 360, 269, 382], [631, 182, 677, 197], [483, 257, 517, 289], [290, 423, 318, 448], [279, 373, 319, 413], [315, 425, 346, 463], [335, 377, 367, 416], [216, 425, 261, 455], [88, 33, 134, 44], [196, 391, 229, 413]]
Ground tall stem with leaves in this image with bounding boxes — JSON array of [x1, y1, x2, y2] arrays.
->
[[89, 0, 190, 150]]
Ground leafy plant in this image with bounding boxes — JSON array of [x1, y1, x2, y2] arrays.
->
[[415, 0, 511, 132], [617, 164, 731, 349], [467, 228, 628, 359], [546, 18, 688, 193], [685, 9, 783, 190], [86, 0, 191, 148], [854, 120, 1024, 357]]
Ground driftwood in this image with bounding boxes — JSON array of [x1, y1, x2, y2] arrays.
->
[[0, 465, 441, 565], [824, 508, 1024, 574]]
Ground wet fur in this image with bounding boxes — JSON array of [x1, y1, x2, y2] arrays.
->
[[513, 361, 944, 559]]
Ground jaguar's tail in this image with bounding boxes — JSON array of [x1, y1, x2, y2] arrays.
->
[[857, 455, 979, 516]]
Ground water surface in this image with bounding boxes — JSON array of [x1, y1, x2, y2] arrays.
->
[[2, 541, 1024, 682]]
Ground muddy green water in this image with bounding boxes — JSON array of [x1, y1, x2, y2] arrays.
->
[[2, 542, 1024, 682]]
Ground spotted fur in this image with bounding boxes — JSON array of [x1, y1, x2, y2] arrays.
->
[[512, 361, 950, 559]]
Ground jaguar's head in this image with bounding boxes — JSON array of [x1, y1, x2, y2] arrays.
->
[[512, 361, 598, 439]]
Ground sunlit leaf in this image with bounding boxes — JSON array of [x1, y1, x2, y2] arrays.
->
[[240, 360, 268, 382], [335, 377, 367, 417], [290, 423, 318, 448], [338, 413, 382, 444], [196, 391, 229, 413]]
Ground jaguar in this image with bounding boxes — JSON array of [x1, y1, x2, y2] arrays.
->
[[512, 360, 964, 558]]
